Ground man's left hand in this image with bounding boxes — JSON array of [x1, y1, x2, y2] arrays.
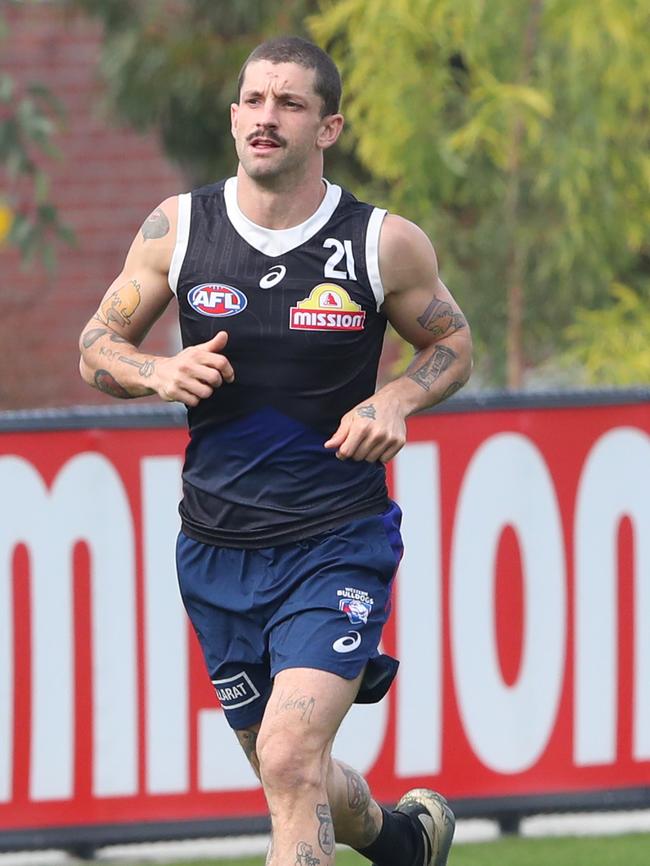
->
[[324, 394, 407, 463]]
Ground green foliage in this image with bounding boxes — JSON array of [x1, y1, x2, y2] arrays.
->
[[563, 281, 650, 385], [311, 0, 650, 386], [0, 29, 74, 269], [72, 0, 330, 185]]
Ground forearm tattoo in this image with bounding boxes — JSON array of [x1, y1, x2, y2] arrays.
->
[[295, 841, 320, 866], [94, 370, 135, 399], [119, 356, 156, 378], [407, 345, 458, 392], [96, 279, 142, 328], [141, 207, 170, 240], [316, 804, 334, 855], [83, 327, 129, 348], [356, 404, 376, 419], [441, 381, 463, 400], [417, 297, 467, 337]]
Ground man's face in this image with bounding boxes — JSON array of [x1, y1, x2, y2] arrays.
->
[[231, 60, 340, 183]]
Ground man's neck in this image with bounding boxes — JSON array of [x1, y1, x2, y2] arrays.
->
[[235, 167, 327, 229]]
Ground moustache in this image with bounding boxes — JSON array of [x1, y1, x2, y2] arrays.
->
[[246, 130, 286, 147]]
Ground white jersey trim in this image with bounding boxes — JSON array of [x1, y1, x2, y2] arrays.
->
[[224, 177, 342, 257], [366, 207, 387, 310], [168, 192, 191, 295]]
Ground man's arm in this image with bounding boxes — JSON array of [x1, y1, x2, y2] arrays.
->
[[324, 214, 472, 462], [79, 197, 234, 405]]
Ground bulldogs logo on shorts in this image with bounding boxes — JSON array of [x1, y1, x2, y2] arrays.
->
[[339, 597, 372, 625]]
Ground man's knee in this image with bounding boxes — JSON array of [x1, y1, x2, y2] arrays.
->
[[256, 726, 331, 794]]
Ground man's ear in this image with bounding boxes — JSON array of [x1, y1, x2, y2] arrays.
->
[[317, 113, 344, 150], [230, 102, 239, 140]]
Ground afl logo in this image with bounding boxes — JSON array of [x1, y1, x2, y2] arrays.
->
[[188, 283, 248, 317]]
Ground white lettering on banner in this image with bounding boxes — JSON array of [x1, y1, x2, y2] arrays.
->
[[0, 454, 138, 801], [199, 709, 260, 792], [451, 434, 566, 774], [142, 457, 188, 794], [394, 443, 442, 776], [574, 428, 650, 764], [336, 642, 388, 772], [0, 457, 73, 801]]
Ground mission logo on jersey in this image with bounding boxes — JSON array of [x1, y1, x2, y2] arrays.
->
[[188, 283, 248, 317], [289, 284, 366, 332]]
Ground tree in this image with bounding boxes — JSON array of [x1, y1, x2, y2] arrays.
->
[[563, 281, 650, 385], [71, 0, 366, 186], [0, 10, 73, 268], [311, 0, 650, 387]]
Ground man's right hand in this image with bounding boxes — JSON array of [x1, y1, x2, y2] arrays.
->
[[155, 331, 235, 407]]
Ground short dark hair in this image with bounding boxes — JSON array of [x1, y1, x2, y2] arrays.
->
[[237, 36, 341, 117]]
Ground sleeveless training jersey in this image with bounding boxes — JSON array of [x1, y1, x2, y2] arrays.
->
[[170, 177, 390, 547]]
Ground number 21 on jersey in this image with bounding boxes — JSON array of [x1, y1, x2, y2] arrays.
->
[[323, 238, 356, 280]]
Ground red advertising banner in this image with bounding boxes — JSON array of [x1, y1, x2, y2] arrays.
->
[[1, 398, 649, 841]]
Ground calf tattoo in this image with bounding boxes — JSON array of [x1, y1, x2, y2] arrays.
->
[[341, 766, 379, 846], [407, 345, 457, 392], [295, 841, 320, 866], [316, 804, 334, 855]]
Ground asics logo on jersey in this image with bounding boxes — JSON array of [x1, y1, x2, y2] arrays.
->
[[259, 265, 287, 289], [332, 630, 361, 653], [290, 284, 366, 332], [188, 283, 248, 317]]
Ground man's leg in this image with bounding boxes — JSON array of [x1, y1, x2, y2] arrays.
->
[[235, 726, 383, 851], [235, 668, 454, 866], [253, 666, 361, 866]]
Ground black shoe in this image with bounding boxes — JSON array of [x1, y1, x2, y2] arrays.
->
[[394, 788, 455, 866]]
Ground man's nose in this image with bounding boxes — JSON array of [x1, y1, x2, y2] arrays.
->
[[257, 98, 279, 127]]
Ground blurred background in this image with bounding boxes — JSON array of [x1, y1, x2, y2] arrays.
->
[[1, 0, 649, 410], [1, 3, 649, 865]]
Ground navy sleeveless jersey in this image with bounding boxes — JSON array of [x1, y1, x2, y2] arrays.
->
[[170, 177, 390, 547]]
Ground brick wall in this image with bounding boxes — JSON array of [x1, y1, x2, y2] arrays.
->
[[0, 3, 187, 409]]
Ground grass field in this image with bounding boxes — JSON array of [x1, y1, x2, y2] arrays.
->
[[136, 833, 650, 866]]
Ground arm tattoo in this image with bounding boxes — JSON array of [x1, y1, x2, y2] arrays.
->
[[417, 297, 467, 337], [84, 327, 130, 348], [94, 370, 135, 399], [316, 804, 334, 855], [441, 381, 463, 400], [99, 345, 120, 361], [407, 345, 458, 392], [141, 207, 170, 240], [83, 327, 108, 348], [119, 356, 156, 378], [295, 842, 320, 866], [356, 404, 376, 420], [97, 279, 142, 328]]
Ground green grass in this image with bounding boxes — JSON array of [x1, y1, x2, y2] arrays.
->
[[125, 833, 650, 866]]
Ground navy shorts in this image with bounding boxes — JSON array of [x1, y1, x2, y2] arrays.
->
[[176, 501, 403, 729]]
